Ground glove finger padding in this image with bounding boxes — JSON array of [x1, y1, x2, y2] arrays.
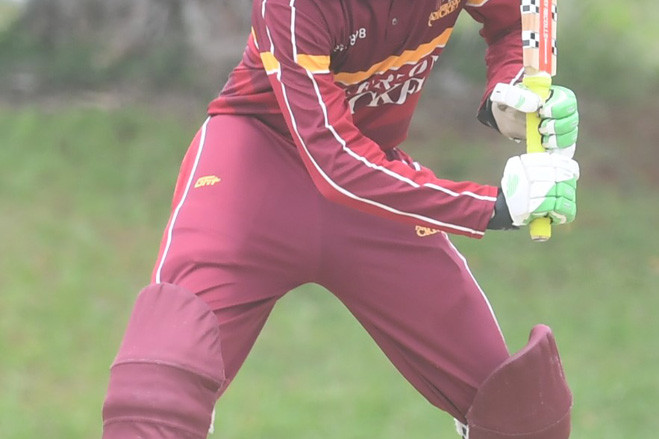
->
[[539, 86, 578, 119], [501, 153, 579, 227], [540, 112, 578, 156], [539, 86, 579, 156], [531, 179, 578, 225], [539, 111, 579, 137]]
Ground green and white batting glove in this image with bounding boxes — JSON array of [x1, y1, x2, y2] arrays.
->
[[490, 83, 579, 158], [501, 152, 579, 226]]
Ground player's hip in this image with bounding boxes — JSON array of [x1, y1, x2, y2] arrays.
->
[[153, 115, 322, 284]]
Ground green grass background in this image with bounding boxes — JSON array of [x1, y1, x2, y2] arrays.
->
[[1, 102, 657, 439]]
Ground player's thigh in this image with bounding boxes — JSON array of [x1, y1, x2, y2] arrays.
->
[[155, 115, 320, 293], [320, 211, 508, 418]]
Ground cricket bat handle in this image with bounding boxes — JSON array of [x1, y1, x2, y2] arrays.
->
[[523, 73, 552, 242]]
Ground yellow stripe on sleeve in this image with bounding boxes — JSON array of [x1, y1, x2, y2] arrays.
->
[[260, 52, 280, 74], [333, 28, 454, 85], [297, 54, 331, 74]]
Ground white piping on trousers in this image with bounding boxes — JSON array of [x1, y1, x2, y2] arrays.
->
[[154, 117, 211, 283]]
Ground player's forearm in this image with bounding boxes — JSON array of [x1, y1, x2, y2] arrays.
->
[[302, 137, 500, 238], [483, 27, 524, 100]]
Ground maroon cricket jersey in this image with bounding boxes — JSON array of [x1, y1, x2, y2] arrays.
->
[[208, 0, 523, 238]]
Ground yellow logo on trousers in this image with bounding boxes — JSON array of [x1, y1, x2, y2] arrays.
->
[[415, 225, 441, 237], [194, 175, 221, 188]]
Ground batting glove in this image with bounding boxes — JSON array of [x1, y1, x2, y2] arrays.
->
[[490, 83, 579, 158], [501, 152, 579, 227]]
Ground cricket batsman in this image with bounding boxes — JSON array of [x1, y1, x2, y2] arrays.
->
[[102, 0, 580, 438]]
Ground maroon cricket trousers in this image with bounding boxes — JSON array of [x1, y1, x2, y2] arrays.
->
[[151, 114, 509, 422]]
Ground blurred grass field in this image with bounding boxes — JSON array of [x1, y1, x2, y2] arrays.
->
[[0, 102, 657, 439]]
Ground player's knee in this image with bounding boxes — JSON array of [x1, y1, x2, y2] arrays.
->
[[102, 283, 226, 439], [464, 325, 572, 439]]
